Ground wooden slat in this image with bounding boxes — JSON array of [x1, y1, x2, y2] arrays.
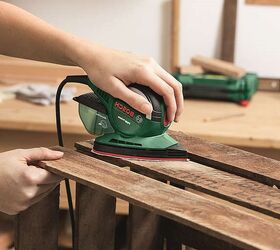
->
[[74, 183, 116, 250], [191, 55, 246, 78], [75, 141, 280, 219], [128, 205, 163, 250], [163, 219, 242, 250], [221, 0, 238, 62], [165, 183, 184, 250], [171, 0, 180, 73], [41, 147, 280, 250], [15, 187, 60, 250], [128, 169, 163, 250], [246, 0, 280, 5], [0, 213, 14, 250], [179, 65, 205, 75], [169, 131, 280, 187]]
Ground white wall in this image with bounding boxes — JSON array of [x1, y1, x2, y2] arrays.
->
[[6, 0, 280, 77], [235, 0, 280, 78], [180, 0, 224, 65]]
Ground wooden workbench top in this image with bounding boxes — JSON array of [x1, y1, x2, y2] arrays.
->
[[0, 56, 279, 149], [172, 91, 280, 148]]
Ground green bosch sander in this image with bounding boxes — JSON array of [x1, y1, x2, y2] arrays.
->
[[60, 75, 187, 161]]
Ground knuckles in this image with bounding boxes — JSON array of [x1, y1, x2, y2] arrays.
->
[[176, 82, 183, 92], [144, 57, 156, 66], [23, 189, 36, 201], [18, 189, 37, 210], [133, 64, 150, 78], [133, 57, 156, 77], [20, 168, 39, 185], [38, 147, 49, 158], [166, 86, 175, 97]]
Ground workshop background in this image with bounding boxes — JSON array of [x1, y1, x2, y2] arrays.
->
[[0, 0, 280, 250], [6, 0, 280, 76]]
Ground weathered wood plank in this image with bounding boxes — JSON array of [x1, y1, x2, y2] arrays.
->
[[163, 218, 242, 250], [15, 186, 60, 250], [169, 131, 280, 187], [41, 148, 280, 250], [128, 205, 163, 250], [75, 141, 280, 219], [128, 169, 164, 250], [132, 161, 280, 219], [165, 183, 184, 250], [74, 183, 116, 250]]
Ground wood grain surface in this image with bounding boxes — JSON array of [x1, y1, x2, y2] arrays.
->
[[128, 169, 163, 250], [128, 205, 163, 250], [15, 187, 60, 250], [169, 131, 280, 187], [74, 184, 116, 250], [41, 147, 280, 250], [75, 134, 280, 220]]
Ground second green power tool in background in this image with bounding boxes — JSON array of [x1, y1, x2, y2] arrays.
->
[[174, 73, 258, 106]]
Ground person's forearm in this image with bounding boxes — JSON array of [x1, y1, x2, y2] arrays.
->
[[0, 2, 89, 67], [0, 2, 183, 122]]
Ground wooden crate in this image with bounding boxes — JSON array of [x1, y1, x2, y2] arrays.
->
[[15, 131, 280, 250]]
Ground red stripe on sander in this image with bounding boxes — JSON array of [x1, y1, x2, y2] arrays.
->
[[91, 149, 189, 162]]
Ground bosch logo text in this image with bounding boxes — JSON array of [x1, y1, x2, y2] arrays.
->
[[115, 102, 135, 118]]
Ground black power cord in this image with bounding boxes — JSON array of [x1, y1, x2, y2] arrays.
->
[[55, 75, 89, 249]]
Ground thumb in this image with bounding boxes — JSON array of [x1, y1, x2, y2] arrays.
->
[[111, 78, 153, 115], [23, 147, 64, 162]]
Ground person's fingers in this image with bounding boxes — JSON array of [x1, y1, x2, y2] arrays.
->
[[22, 165, 62, 185], [134, 71, 177, 122], [155, 66, 184, 122], [109, 77, 153, 115], [22, 147, 64, 162]]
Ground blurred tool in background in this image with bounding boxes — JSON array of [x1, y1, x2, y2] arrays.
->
[[173, 56, 258, 107]]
